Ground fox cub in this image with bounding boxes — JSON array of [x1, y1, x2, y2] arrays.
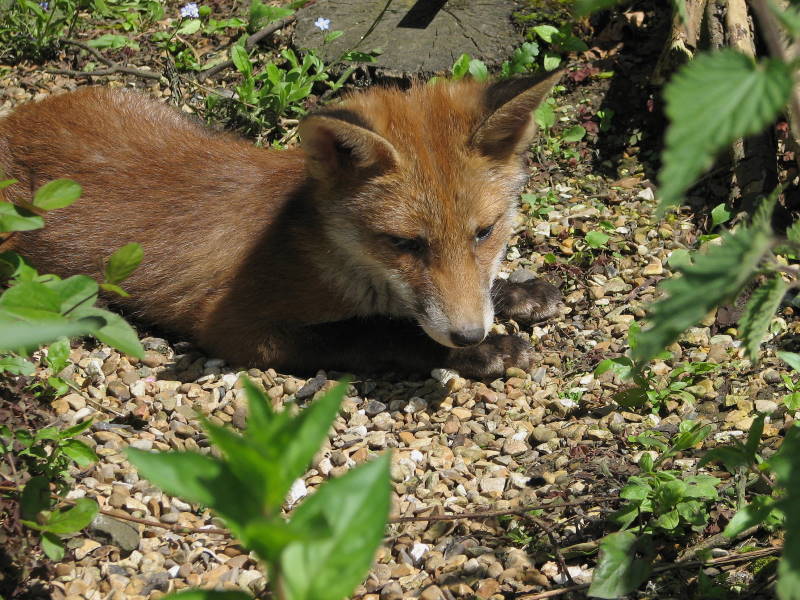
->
[[0, 75, 562, 377]]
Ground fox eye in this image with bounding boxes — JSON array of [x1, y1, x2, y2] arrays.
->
[[388, 235, 427, 255], [475, 224, 494, 243]]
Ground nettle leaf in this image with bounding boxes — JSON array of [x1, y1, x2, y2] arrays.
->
[[280, 453, 391, 600], [633, 209, 773, 364], [32, 179, 81, 211], [104, 243, 143, 285], [45, 337, 71, 374], [658, 51, 792, 213], [0, 202, 44, 233], [739, 276, 788, 362], [534, 101, 556, 129], [588, 531, 652, 599]]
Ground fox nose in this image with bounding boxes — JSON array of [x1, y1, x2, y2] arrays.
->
[[450, 328, 486, 347]]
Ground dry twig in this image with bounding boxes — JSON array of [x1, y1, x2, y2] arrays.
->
[[47, 39, 162, 81]]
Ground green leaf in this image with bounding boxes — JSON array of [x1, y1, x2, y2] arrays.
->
[[633, 208, 773, 364], [32, 179, 81, 211], [324, 30, 343, 43], [104, 243, 143, 285], [45, 275, 99, 314], [59, 419, 93, 439], [39, 498, 98, 534], [778, 351, 800, 373], [280, 453, 391, 600], [588, 531, 652, 598], [658, 51, 793, 213], [20, 476, 51, 521], [451, 53, 470, 80], [61, 439, 99, 467], [0, 355, 35, 375], [100, 283, 130, 298], [70, 306, 143, 358], [243, 517, 329, 563], [1, 280, 62, 312], [787, 220, 800, 246], [574, 0, 620, 16], [724, 495, 776, 537], [45, 337, 71, 374], [739, 276, 787, 362], [87, 33, 139, 49], [542, 52, 561, 71], [534, 101, 556, 129], [769, 425, 800, 600], [125, 449, 262, 533], [585, 230, 609, 249], [161, 590, 252, 600], [176, 19, 201, 35], [0, 202, 44, 233], [0, 313, 105, 353], [40, 531, 65, 561], [533, 25, 560, 43], [562, 125, 586, 142], [468, 59, 488, 82], [230, 45, 252, 76], [700, 446, 749, 472], [0, 178, 18, 190], [711, 203, 732, 229]]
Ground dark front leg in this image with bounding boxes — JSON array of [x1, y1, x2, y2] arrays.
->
[[493, 276, 563, 323], [233, 317, 536, 379]]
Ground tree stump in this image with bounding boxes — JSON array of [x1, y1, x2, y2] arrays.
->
[[293, 0, 523, 77]]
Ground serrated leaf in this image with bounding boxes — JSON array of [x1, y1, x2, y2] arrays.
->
[[534, 102, 555, 129], [633, 211, 773, 364], [104, 243, 143, 285], [0, 202, 44, 233], [61, 439, 99, 467], [468, 59, 488, 82], [739, 276, 787, 362], [32, 179, 81, 211], [658, 51, 792, 213], [588, 531, 652, 598], [280, 453, 391, 600]]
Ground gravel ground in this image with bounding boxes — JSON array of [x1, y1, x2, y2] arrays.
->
[[1, 12, 795, 599]]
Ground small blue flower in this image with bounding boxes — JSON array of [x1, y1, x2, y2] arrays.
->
[[313, 17, 330, 31], [39, 1, 49, 9], [179, 2, 199, 19]]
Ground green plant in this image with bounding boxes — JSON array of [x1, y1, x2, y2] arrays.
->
[[0, 177, 145, 362], [595, 323, 719, 413], [1, 418, 100, 559], [589, 421, 720, 597], [127, 377, 391, 600], [0, 0, 84, 60]]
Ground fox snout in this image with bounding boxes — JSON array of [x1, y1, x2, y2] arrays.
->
[[417, 285, 495, 349]]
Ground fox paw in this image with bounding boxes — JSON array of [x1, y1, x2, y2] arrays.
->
[[494, 277, 563, 323], [445, 334, 532, 378]]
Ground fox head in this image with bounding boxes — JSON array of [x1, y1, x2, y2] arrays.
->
[[298, 73, 561, 349]]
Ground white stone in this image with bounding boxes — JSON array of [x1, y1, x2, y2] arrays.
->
[[287, 478, 307, 507]]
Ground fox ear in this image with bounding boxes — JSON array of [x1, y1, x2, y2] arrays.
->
[[472, 71, 563, 161], [299, 110, 399, 181]]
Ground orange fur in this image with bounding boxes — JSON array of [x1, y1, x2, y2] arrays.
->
[[0, 75, 562, 377]]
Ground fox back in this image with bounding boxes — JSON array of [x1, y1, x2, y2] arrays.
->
[[0, 75, 561, 375]]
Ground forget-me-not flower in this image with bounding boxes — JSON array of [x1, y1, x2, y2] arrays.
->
[[180, 2, 199, 19], [39, 1, 49, 9], [313, 17, 330, 31]]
